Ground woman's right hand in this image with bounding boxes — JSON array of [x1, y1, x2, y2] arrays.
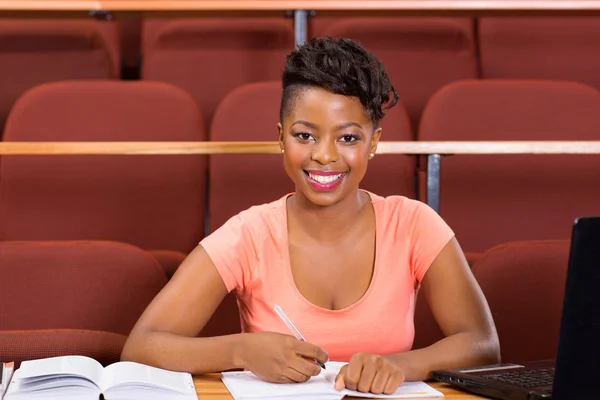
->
[[238, 332, 329, 383]]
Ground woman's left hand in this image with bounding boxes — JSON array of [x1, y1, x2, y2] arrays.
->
[[334, 353, 405, 394]]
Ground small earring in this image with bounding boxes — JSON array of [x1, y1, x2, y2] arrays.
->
[[369, 153, 374, 159], [281, 149, 285, 154]]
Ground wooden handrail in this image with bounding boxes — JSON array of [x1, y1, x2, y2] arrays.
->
[[2, 141, 600, 155], [0, 0, 600, 11]]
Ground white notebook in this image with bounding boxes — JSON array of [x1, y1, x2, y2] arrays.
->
[[4, 355, 197, 400], [221, 362, 444, 400]]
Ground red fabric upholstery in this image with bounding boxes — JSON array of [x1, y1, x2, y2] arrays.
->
[[0, 81, 207, 276], [419, 80, 600, 253], [472, 240, 570, 362], [148, 250, 187, 279], [142, 18, 294, 128], [0, 241, 167, 335], [0, 329, 127, 368], [310, 17, 477, 128], [0, 19, 119, 134], [480, 17, 600, 91]]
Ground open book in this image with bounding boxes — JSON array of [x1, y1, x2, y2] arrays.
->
[[221, 362, 444, 400], [4, 355, 196, 400]]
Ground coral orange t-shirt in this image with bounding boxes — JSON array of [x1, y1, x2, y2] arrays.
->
[[200, 191, 454, 362]]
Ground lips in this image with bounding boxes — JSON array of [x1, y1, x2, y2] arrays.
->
[[304, 170, 347, 191]]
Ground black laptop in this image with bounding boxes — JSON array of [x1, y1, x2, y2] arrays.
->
[[432, 216, 600, 400]]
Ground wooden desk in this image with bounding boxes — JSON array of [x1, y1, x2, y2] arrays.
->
[[193, 373, 485, 399], [0, 0, 600, 12]]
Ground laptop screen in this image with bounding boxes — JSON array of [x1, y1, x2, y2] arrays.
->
[[552, 216, 600, 400]]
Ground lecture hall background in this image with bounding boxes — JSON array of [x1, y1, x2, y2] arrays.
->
[[0, 0, 598, 387]]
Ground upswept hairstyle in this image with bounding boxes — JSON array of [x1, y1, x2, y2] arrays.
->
[[280, 37, 399, 128]]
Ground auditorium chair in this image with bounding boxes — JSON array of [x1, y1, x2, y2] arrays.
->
[[310, 16, 478, 130], [0, 81, 207, 277], [141, 17, 294, 129], [479, 17, 600, 92], [472, 240, 570, 362], [0, 19, 119, 135], [203, 80, 416, 337], [419, 79, 600, 256], [0, 240, 168, 367]]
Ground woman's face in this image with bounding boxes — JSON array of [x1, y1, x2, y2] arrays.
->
[[278, 87, 381, 207]]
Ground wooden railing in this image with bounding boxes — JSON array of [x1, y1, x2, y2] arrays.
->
[[0, 1, 600, 11], [3, 140, 600, 213]]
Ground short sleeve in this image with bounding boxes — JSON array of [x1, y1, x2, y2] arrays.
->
[[410, 202, 455, 283], [199, 213, 257, 293]]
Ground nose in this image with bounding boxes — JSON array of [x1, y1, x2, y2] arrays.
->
[[311, 139, 339, 165]]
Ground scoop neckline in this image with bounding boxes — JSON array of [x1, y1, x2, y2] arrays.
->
[[280, 190, 381, 315]]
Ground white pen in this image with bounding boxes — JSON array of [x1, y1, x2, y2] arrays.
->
[[274, 304, 326, 370]]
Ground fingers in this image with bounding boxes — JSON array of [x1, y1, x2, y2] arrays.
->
[[288, 353, 322, 379], [384, 369, 405, 395], [343, 354, 364, 391], [294, 340, 329, 365], [370, 370, 389, 394], [282, 366, 313, 383], [337, 353, 405, 395], [334, 365, 347, 391]]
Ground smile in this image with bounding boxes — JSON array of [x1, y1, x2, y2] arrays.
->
[[304, 171, 347, 191]]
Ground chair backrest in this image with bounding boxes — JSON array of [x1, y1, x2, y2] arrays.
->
[[471, 240, 570, 362], [419, 79, 600, 253], [0, 19, 119, 135], [0, 241, 167, 335], [0, 329, 127, 368], [310, 16, 478, 128], [479, 17, 600, 92], [0, 81, 207, 254], [141, 17, 294, 128]]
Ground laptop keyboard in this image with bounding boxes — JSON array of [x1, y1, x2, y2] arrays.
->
[[481, 368, 555, 388]]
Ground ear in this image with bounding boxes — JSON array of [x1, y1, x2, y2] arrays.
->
[[369, 127, 382, 159], [277, 123, 284, 152]]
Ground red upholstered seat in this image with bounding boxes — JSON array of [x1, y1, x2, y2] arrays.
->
[[0, 240, 168, 367], [310, 16, 477, 129], [0, 81, 207, 277], [142, 17, 294, 128], [0, 19, 119, 135], [419, 80, 600, 254], [0, 241, 167, 334], [479, 17, 600, 91], [472, 240, 570, 362], [0, 330, 127, 368]]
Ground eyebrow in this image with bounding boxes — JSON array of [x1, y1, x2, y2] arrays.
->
[[290, 120, 363, 131]]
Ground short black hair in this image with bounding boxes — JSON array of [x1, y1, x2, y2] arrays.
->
[[280, 37, 399, 128]]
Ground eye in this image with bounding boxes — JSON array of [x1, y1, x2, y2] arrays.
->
[[340, 134, 358, 143], [294, 132, 314, 141]]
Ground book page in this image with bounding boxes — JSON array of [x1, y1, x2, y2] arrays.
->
[[221, 370, 342, 400], [101, 361, 195, 394], [17, 356, 103, 388]]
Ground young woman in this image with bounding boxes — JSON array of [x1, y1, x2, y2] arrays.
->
[[122, 37, 500, 395]]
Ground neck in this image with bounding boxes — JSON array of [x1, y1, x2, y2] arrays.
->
[[287, 189, 369, 243]]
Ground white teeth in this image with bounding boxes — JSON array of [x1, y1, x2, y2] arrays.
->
[[308, 173, 344, 184]]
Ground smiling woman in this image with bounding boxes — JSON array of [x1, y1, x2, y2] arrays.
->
[[121, 37, 501, 396]]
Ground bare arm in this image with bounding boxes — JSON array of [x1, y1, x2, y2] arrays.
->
[[121, 245, 244, 373], [335, 238, 500, 394], [121, 245, 328, 380], [386, 237, 501, 380]]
